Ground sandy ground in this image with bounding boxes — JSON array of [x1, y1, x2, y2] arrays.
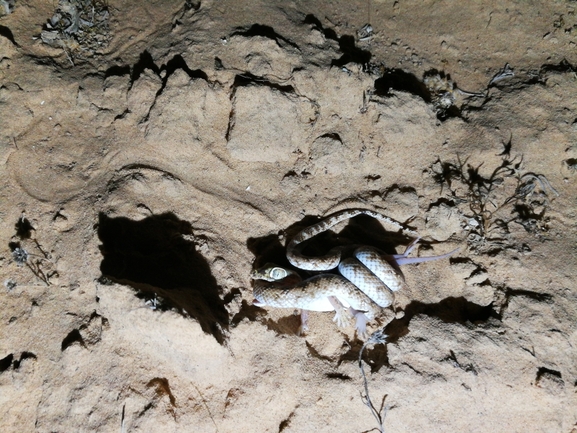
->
[[1, 1, 576, 432]]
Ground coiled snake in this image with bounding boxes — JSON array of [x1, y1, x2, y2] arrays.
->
[[251, 209, 458, 337]]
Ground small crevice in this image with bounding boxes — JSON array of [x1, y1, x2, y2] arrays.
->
[[374, 68, 430, 101], [0, 25, 18, 46], [224, 106, 235, 142], [426, 197, 457, 210], [331, 34, 371, 67], [382, 184, 418, 198], [104, 64, 131, 79], [325, 372, 352, 380], [12, 352, 37, 370], [184, 0, 201, 12], [443, 349, 477, 375], [130, 50, 161, 89], [278, 410, 296, 433], [281, 169, 311, 180], [147, 377, 176, 407], [303, 14, 338, 41], [61, 329, 86, 351], [232, 73, 295, 94], [0, 354, 14, 373], [564, 158, 577, 171], [317, 132, 342, 143], [114, 109, 130, 121], [139, 402, 154, 417], [539, 59, 576, 75], [160, 54, 208, 84], [303, 14, 370, 67], [467, 265, 488, 279], [231, 23, 300, 51], [535, 367, 563, 386]]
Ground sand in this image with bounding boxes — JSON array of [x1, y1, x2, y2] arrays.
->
[[1, 1, 576, 431]]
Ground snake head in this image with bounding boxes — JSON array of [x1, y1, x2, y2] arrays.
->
[[250, 263, 290, 282]]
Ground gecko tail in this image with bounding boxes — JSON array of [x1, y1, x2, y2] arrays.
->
[[394, 246, 461, 266]]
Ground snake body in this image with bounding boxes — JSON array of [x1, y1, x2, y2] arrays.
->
[[286, 208, 417, 271], [252, 272, 381, 325], [252, 208, 458, 336]]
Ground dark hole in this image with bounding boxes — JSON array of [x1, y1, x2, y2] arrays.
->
[[61, 329, 85, 351], [97, 212, 229, 344], [0, 354, 14, 373]]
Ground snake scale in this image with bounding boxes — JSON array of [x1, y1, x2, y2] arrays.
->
[[252, 208, 459, 337]]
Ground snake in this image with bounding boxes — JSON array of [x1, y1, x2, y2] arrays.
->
[[251, 208, 459, 337]]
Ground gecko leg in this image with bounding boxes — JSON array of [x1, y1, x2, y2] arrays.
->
[[327, 296, 354, 327], [298, 310, 309, 335]]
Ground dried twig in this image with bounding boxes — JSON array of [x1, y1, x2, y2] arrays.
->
[[359, 329, 388, 433]]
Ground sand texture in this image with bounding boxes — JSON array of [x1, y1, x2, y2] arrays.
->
[[1, 1, 576, 432]]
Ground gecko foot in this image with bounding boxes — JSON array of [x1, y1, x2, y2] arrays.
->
[[327, 296, 353, 328], [349, 307, 370, 339]]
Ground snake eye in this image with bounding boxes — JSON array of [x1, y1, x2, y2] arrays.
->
[[269, 267, 288, 280]]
